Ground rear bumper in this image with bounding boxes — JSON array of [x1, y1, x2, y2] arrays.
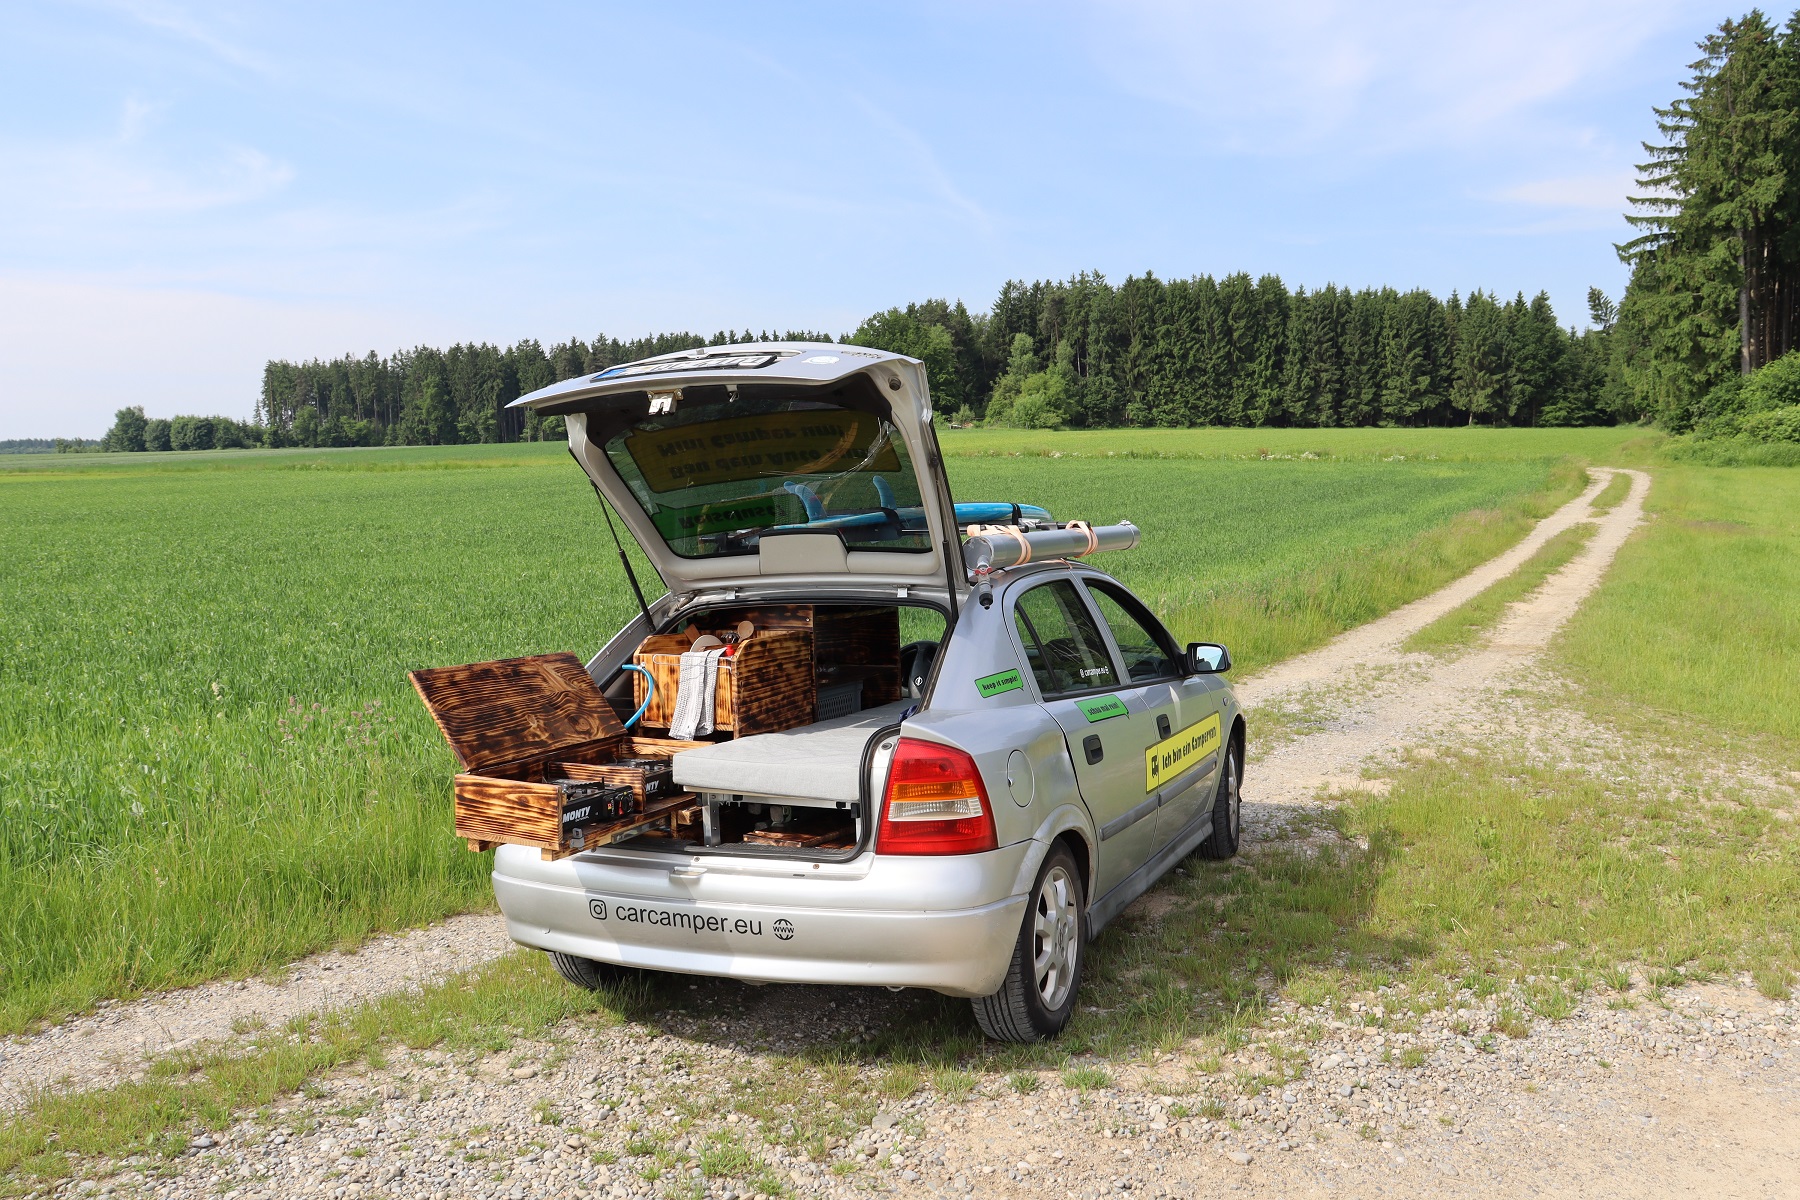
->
[[491, 841, 1033, 998]]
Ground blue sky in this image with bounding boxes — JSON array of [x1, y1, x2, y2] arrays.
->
[[0, 0, 1741, 437]]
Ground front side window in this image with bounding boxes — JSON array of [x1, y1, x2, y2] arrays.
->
[[601, 393, 931, 558], [1012, 581, 1119, 697], [1086, 583, 1180, 682]]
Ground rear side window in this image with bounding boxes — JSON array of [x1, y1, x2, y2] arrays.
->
[[1012, 581, 1119, 697], [1086, 583, 1180, 682]]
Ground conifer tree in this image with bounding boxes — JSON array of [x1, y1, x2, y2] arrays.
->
[[1620, 10, 1800, 425]]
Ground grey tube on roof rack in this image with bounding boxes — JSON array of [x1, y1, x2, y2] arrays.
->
[[963, 520, 1140, 579]]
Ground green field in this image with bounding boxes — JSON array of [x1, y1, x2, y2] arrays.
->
[[0, 435, 1587, 1030], [937, 424, 1658, 464], [1559, 466, 1800, 749]]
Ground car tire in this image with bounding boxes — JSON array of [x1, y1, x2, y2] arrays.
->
[[547, 951, 631, 990], [971, 843, 1085, 1042], [1197, 739, 1242, 859]]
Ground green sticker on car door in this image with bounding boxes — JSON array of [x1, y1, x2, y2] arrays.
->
[[975, 668, 1024, 698], [1074, 694, 1128, 723]]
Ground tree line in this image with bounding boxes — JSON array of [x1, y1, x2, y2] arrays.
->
[[0, 437, 100, 454], [100, 279, 1628, 453], [854, 276, 1627, 429]]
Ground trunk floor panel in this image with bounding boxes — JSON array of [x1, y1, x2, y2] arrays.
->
[[670, 700, 912, 802]]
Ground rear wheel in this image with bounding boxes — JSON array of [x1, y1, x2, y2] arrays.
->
[[1198, 740, 1242, 859], [547, 951, 632, 990], [972, 844, 1085, 1042]]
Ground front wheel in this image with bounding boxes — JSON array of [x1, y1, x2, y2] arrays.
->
[[972, 844, 1085, 1042], [1198, 740, 1242, 859]]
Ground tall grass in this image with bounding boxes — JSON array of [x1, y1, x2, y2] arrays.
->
[[1558, 466, 1800, 748], [0, 441, 1579, 1030], [0, 462, 621, 1030]]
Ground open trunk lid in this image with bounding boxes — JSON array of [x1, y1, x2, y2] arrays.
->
[[511, 344, 963, 599]]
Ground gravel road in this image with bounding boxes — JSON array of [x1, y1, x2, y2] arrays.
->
[[89, 975, 1790, 1200], [0, 916, 511, 1113], [17, 465, 1800, 1199]]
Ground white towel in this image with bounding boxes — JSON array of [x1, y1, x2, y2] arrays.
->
[[669, 648, 727, 739]]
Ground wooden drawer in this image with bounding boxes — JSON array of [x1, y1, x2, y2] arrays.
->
[[410, 652, 710, 859]]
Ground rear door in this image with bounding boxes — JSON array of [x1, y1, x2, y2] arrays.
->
[[1009, 579, 1176, 900], [509, 345, 963, 596], [1081, 580, 1224, 849]]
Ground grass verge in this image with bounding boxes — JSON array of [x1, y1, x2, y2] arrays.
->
[[1559, 465, 1800, 751], [1403, 523, 1597, 655]]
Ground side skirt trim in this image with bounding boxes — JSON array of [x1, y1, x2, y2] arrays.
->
[[1087, 804, 1215, 935]]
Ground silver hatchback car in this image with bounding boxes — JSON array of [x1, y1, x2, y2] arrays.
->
[[490, 343, 1244, 1041]]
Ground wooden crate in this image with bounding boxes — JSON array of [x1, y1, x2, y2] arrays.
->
[[632, 628, 814, 736], [813, 606, 901, 709], [410, 652, 709, 860], [640, 604, 901, 724]]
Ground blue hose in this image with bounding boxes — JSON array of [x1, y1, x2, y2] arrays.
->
[[621, 663, 655, 729]]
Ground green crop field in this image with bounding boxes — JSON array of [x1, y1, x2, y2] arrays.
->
[[0, 434, 1588, 1031], [936, 424, 1656, 464]]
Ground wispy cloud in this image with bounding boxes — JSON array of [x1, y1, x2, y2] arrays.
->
[[713, 42, 993, 234], [86, 0, 276, 75], [0, 99, 294, 218], [1081, 0, 1690, 155], [1495, 171, 1639, 212], [840, 92, 993, 232]]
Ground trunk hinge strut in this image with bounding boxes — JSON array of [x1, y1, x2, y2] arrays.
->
[[573, 448, 654, 631]]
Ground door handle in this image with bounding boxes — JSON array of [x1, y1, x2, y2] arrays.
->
[[1083, 734, 1104, 765], [1157, 714, 1171, 739]]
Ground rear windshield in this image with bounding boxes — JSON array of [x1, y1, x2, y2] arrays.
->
[[602, 394, 932, 559]]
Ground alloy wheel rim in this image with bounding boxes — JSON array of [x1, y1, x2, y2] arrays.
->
[[1032, 865, 1078, 1010]]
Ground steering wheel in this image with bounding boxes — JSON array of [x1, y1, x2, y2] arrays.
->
[[900, 640, 939, 698]]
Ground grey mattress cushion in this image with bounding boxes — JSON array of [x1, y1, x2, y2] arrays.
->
[[672, 700, 913, 802]]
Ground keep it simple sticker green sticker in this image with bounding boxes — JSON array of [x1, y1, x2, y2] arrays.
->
[[975, 668, 1023, 698], [1075, 694, 1128, 723]]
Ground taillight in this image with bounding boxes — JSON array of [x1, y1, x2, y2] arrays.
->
[[876, 738, 998, 855]]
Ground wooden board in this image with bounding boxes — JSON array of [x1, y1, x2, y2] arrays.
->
[[452, 771, 564, 847], [729, 630, 815, 735], [410, 652, 625, 774]]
